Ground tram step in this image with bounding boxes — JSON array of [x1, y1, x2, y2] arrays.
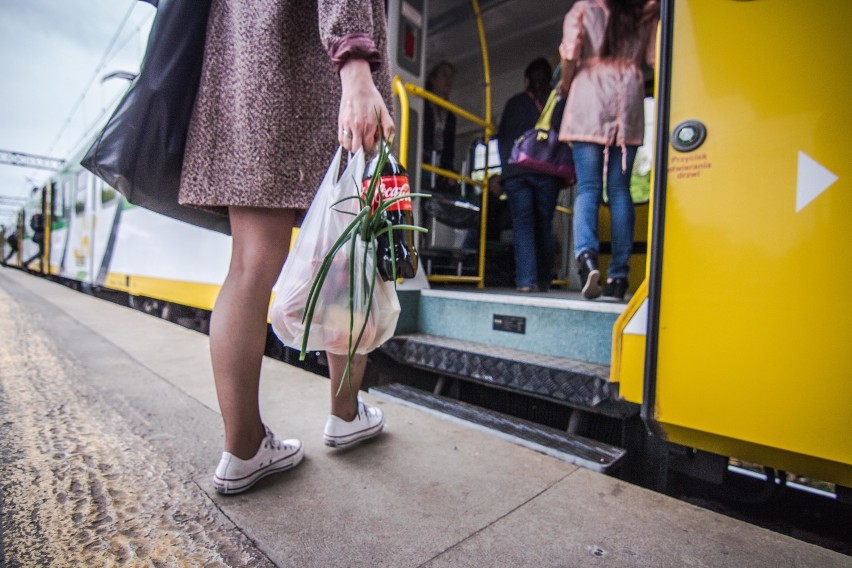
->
[[371, 382, 627, 473], [410, 288, 624, 365], [379, 333, 637, 418]]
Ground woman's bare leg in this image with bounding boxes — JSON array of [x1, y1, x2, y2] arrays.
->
[[327, 353, 368, 421], [211, 206, 296, 459]]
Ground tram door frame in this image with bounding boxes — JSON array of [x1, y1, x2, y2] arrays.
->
[[388, 0, 497, 288]]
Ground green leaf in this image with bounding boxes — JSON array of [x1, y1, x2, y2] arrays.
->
[[297, 126, 433, 409]]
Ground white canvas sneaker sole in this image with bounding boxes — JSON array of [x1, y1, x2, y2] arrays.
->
[[323, 421, 384, 448], [323, 401, 385, 448], [213, 441, 304, 495]]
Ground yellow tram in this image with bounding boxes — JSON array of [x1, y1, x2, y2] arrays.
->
[[3, 0, 849, 496]]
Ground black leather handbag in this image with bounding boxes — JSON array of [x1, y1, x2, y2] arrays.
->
[[81, 0, 230, 234]]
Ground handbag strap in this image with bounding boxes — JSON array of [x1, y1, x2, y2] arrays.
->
[[534, 90, 559, 131], [526, 90, 544, 114]]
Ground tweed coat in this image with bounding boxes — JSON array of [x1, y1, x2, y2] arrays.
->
[[179, 0, 393, 216]]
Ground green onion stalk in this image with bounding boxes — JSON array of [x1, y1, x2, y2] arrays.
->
[[299, 135, 429, 408]]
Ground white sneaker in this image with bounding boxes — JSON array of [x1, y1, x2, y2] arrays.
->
[[213, 426, 304, 495], [323, 399, 385, 448]]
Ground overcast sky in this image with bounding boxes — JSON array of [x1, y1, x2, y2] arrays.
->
[[0, 0, 154, 225]]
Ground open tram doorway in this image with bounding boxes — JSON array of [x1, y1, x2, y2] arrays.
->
[[388, 0, 652, 295]]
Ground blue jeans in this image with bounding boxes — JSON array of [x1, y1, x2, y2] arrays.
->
[[572, 142, 638, 280], [502, 174, 563, 289]]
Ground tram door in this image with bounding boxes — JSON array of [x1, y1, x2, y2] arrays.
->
[[387, 0, 427, 206], [66, 170, 97, 285], [19, 192, 44, 271], [395, 0, 570, 284], [647, 0, 851, 485], [49, 177, 73, 277]]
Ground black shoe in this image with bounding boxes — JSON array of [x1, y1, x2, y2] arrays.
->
[[577, 251, 602, 300], [602, 278, 628, 301]]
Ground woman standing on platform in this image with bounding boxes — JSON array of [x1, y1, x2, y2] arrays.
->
[[178, 0, 394, 495], [558, 0, 659, 301]]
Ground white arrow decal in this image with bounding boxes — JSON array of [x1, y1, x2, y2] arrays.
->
[[797, 151, 838, 212], [625, 299, 648, 336]]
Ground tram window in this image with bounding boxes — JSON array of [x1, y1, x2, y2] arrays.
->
[[403, 22, 417, 60], [396, 0, 423, 74], [74, 171, 88, 214], [63, 179, 72, 216], [100, 180, 118, 206], [471, 138, 501, 182], [51, 182, 63, 218], [101, 187, 118, 204]]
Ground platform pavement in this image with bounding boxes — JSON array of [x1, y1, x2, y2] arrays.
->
[[1, 267, 848, 568]]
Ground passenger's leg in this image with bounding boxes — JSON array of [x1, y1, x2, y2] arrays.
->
[[533, 175, 563, 290], [212, 206, 296, 459], [324, 352, 384, 448], [605, 145, 638, 280], [328, 352, 368, 421], [503, 175, 538, 289], [571, 142, 605, 259]]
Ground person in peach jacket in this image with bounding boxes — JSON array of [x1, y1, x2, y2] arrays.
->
[[558, 0, 659, 301]]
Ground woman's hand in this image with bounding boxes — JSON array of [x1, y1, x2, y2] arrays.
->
[[338, 59, 394, 154]]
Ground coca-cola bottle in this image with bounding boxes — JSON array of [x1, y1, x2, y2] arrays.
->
[[362, 144, 419, 281]]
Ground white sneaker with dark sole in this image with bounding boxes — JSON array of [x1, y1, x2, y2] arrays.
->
[[323, 399, 384, 448], [213, 426, 304, 495]]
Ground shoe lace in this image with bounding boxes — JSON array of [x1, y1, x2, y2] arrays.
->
[[262, 428, 290, 451], [359, 401, 380, 422], [264, 436, 281, 451]]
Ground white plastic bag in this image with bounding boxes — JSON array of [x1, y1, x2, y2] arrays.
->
[[270, 148, 401, 355]]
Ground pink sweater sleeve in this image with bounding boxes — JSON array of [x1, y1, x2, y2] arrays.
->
[[643, 1, 660, 68], [560, 3, 585, 61]]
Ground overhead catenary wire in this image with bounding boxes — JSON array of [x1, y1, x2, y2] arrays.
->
[[45, 2, 142, 157], [2, 3, 154, 207]]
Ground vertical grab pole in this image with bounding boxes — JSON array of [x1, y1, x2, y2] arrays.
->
[[42, 183, 52, 274], [471, 0, 492, 288], [393, 75, 410, 169]]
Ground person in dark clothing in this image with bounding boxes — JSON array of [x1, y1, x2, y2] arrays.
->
[[24, 213, 45, 268], [491, 58, 564, 292], [3, 230, 18, 264], [422, 61, 457, 190]]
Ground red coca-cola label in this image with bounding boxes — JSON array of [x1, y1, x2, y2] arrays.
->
[[362, 175, 412, 212]]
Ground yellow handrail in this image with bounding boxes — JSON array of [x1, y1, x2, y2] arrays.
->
[[420, 163, 479, 188], [392, 76, 410, 168], [403, 83, 491, 130], [471, 0, 492, 288]]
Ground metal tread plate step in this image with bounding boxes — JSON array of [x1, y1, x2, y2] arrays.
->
[[371, 383, 626, 473], [380, 333, 637, 418]]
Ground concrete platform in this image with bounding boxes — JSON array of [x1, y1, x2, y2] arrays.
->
[[1, 267, 848, 567]]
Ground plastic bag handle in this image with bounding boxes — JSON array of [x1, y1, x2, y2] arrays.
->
[[325, 146, 344, 185]]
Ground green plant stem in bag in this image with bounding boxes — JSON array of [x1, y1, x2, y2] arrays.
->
[[298, 137, 429, 409]]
